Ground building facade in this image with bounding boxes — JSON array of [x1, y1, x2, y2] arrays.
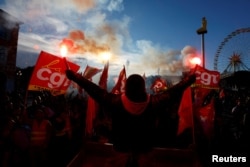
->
[[0, 9, 21, 92]]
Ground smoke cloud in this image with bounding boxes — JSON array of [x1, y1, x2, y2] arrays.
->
[[1, 0, 198, 75], [135, 41, 198, 75]]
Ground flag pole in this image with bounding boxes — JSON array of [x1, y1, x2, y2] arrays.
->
[[190, 86, 196, 147], [63, 57, 70, 70], [190, 65, 198, 148]]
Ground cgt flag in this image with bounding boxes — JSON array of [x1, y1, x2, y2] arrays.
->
[[150, 78, 168, 94], [28, 51, 80, 96], [193, 65, 220, 140], [193, 65, 220, 89]]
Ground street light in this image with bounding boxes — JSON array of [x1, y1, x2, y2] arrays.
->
[[196, 17, 207, 68]]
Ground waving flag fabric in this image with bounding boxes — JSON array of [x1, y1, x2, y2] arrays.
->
[[198, 96, 215, 140], [111, 66, 126, 94], [193, 65, 220, 89], [85, 62, 109, 136], [177, 87, 193, 135], [82, 65, 102, 80], [28, 51, 80, 96], [150, 78, 168, 94], [177, 65, 220, 139], [98, 61, 109, 89], [85, 96, 98, 136], [193, 65, 220, 140]]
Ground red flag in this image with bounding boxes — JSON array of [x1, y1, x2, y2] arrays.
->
[[193, 65, 220, 89], [98, 61, 109, 89], [198, 97, 215, 140], [81, 65, 102, 136], [177, 87, 193, 135], [83, 65, 102, 80], [192, 65, 219, 140], [76, 65, 102, 94], [85, 96, 98, 136], [150, 78, 167, 94], [28, 51, 80, 96], [111, 66, 126, 94], [193, 88, 216, 139]]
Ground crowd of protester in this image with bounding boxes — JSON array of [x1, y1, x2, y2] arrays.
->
[[0, 90, 87, 167], [213, 88, 250, 151], [0, 83, 249, 166], [190, 87, 250, 167]]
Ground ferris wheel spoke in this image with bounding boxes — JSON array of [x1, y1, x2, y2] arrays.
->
[[214, 27, 250, 73]]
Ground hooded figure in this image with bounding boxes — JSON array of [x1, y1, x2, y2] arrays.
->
[[65, 70, 196, 166]]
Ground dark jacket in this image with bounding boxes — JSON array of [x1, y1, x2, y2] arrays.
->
[[66, 70, 195, 153]]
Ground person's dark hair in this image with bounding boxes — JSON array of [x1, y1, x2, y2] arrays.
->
[[125, 74, 147, 102]]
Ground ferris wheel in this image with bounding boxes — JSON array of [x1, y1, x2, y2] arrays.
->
[[214, 28, 250, 74]]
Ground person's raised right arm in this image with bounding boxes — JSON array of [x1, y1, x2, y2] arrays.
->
[[65, 70, 109, 104]]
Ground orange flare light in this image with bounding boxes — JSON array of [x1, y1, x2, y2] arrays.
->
[[60, 44, 70, 69], [190, 57, 201, 66], [60, 44, 68, 57]]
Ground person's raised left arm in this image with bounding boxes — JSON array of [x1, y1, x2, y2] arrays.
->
[[152, 73, 196, 107]]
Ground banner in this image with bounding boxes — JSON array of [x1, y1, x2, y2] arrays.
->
[[193, 65, 220, 89], [198, 97, 215, 140], [85, 96, 98, 136], [111, 66, 126, 94], [84, 64, 105, 136], [99, 61, 109, 89], [150, 78, 168, 94], [28, 51, 80, 96], [82, 65, 102, 80], [192, 65, 220, 140], [177, 87, 193, 135]]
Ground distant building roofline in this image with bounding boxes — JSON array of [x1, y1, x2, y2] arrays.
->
[[0, 8, 23, 25]]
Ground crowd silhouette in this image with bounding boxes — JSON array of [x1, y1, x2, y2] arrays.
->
[[0, 90, 86, 167], [0, 74, 249, 167]]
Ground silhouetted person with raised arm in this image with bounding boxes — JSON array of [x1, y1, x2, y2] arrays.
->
[[66, 70, 196, 167]]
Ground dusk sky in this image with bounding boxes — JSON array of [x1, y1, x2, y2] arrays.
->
[[1, 0, 250, 76]]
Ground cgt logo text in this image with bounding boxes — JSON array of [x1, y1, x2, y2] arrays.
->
[[212, 155, 246, 163]]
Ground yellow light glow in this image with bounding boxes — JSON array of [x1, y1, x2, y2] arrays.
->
[[100, 52, 111, 61], [190, 57, 201, 65], [60, 44, 68, 57]]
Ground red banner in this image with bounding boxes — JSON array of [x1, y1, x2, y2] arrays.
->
[[193, 65, 220, 89], [85, 96, 98, 136], [28, 51, 80, 96], [198, 97, 215, 140], [177, 87, 193, 135], [99, 61, 109, 90], [192, 65, 219, 140], [82, 65, 102, 80], [150, 78, 168, 94], [111, 66, 126, 94]]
